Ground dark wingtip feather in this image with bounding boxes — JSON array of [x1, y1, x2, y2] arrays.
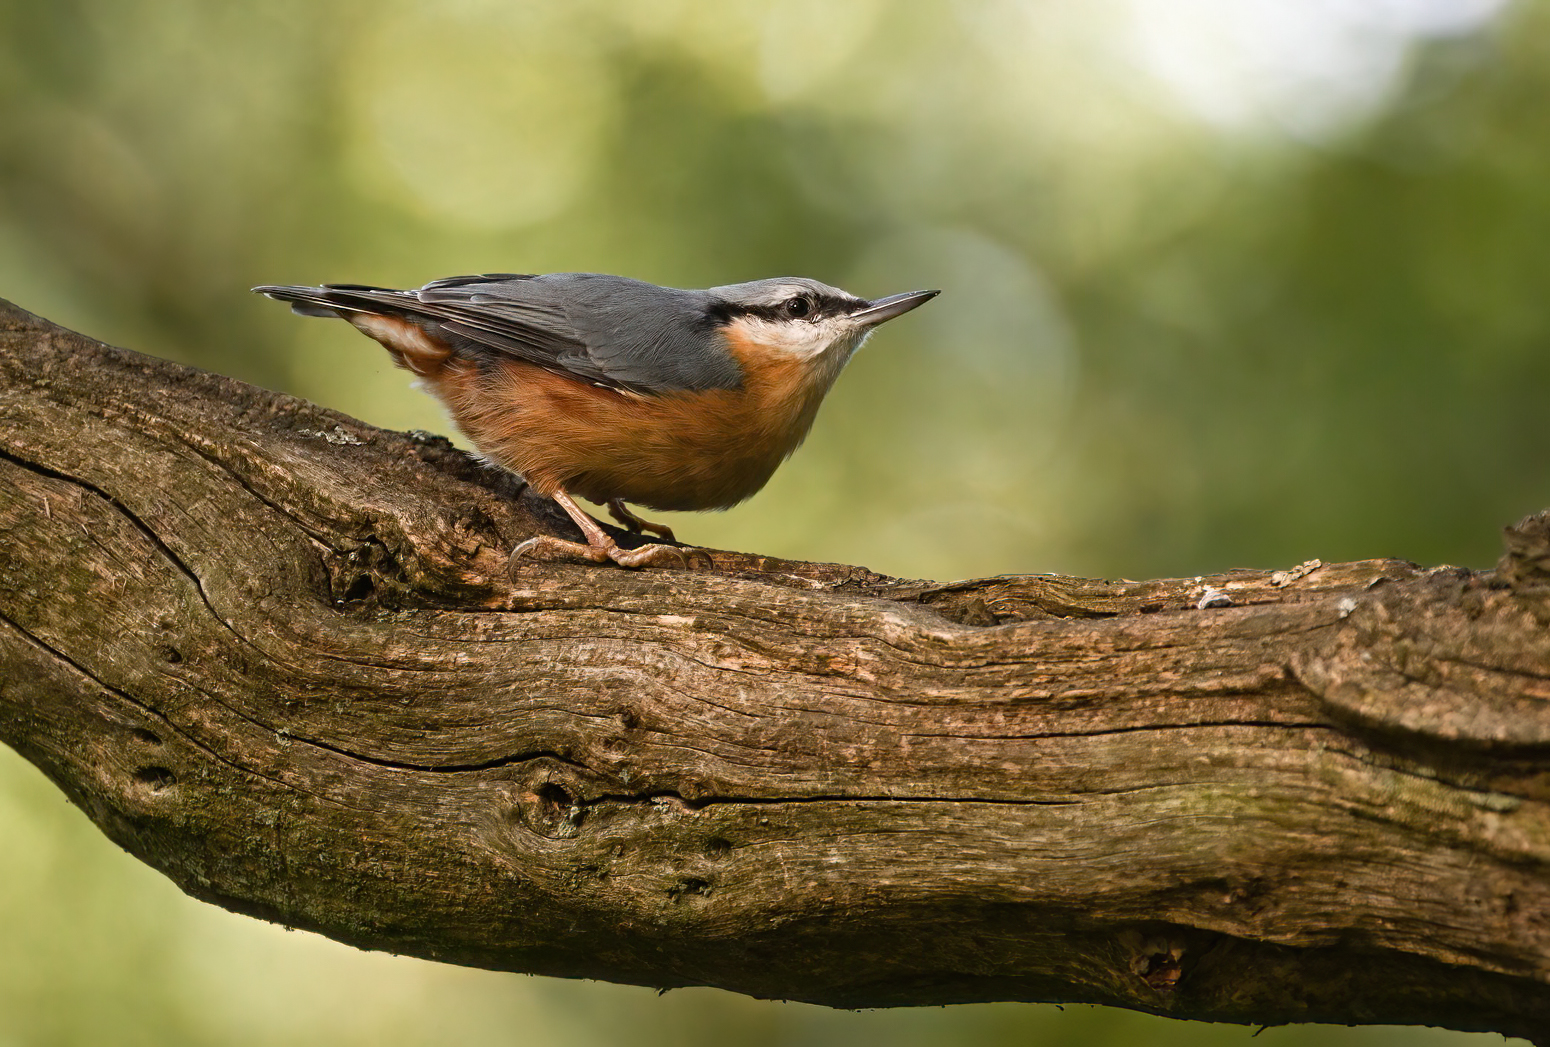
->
[[252, 284, 348, 318]]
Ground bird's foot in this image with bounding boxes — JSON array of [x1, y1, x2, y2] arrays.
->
[[611, 541, 701, 569], [607, 499, 676, 543], [510, 535, 609, 565], [509, 534, 707, 571]]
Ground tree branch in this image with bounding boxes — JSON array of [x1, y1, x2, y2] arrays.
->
[[1, 297, 1546, 1042]]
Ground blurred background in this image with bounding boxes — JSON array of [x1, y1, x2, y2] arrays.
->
[[1, 0, 1545, 1043]]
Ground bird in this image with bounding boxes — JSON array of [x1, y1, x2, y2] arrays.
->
[[254, 272, 938, 568]]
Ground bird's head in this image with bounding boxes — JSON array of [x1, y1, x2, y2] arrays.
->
[[705, 278, 938, 373]]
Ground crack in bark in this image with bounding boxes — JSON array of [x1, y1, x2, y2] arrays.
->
[[583, 790, 1085, 811], [0, 444, 274, 661], [893, 719, 1338, 740], [0, 608, 301, 798]]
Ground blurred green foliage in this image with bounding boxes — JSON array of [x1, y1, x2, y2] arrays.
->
[[1, 1, 1544, 1044]]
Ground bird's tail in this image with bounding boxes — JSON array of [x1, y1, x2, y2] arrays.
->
[[253, 283, 403, 318], [253, 284, 454, 378]]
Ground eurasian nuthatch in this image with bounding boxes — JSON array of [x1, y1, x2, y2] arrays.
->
[[255, 273, 938, 568]]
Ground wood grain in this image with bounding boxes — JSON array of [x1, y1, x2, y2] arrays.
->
[[0, 298, 1546, 1041]]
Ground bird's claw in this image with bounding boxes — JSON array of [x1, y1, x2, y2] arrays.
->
[[610, 542, 695, 569], [509, 535, 608, 566], [636, 520, 677, 542], [508, 535, 709, 572], [606, 500, 677, 542]]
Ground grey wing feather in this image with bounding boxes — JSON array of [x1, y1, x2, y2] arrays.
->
[[255, 273, 742, 394], [537, 274, 742, 392]]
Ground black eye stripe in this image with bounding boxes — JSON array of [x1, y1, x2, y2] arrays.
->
[[714, 294, 859, 323]]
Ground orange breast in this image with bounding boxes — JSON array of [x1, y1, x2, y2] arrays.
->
[[423, 331, 839, 512]]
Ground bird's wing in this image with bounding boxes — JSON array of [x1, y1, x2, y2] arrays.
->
[[256, 273, 739, 394]]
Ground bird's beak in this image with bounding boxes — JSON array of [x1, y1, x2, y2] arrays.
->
[[849, 289, 940, 326]]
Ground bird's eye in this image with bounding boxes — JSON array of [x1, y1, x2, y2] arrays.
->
[[784, 296, 812, 319]]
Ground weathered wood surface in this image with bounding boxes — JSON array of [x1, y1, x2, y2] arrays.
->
[[0, 297, 1546, 1042]]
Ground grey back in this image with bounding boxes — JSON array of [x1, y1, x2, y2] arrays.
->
[[418, 273, 741, 393]]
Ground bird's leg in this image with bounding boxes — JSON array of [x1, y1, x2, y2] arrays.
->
[[511, 489, 692, 570], [606, 498, 676, 543]]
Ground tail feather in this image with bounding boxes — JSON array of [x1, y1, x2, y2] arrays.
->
[[254, 283, 394, 318], [253, 283, 454, 378]]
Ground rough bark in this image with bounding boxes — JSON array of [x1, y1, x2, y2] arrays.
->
[[0, 296, 1547, 1042]]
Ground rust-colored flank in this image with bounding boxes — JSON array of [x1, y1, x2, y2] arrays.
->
[[429, 321, 840, 514]]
